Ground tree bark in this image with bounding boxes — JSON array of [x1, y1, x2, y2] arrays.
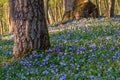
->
[[0, 20, 3, 35], [44, 0, 50, 24], [95, 0, 100, 16], [108, 0, 115, 17], [117, 0, 120, 14], [9, 0, 50, 58]]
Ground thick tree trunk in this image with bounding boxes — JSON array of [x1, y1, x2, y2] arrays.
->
[[9, 0, 50, 58]]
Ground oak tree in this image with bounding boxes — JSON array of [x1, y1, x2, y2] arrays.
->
[[9, 0, 50, 58]]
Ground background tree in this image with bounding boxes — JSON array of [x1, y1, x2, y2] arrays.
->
[[44, 0, 50, 24], [9, 0, 50, 58], [62, 0, 74, 20], [0, 0, 120, 34], [0, 1, 9, 35], [108, 0, 115, 17]]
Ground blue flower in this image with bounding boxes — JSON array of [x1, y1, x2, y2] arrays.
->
[[89, 43, 96, 49], [42, 70, 49, 75], [118, 54, 120, 59], [59, 73, 67, 80], [89, 75, 94, 79], [60, 62, 66, 66], [108, 67, 112, 72], [115, 30, 120, 35]]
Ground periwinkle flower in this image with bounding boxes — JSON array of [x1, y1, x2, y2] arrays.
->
[[89, 75, 94, 79], [115, 30, 120, 35], [71, 45, 77, 51], [108, 67, 112, 72], [54, 45, 62, 53], [70, 63, 74, 67], [16, 73, 26, 79], [118, 54, 120, 59], [42, 70, 49, 75], [50, 64, 55, 68], [4, 50, 12, 55], [110, 46, 115, 51], [98, 45, 105, 49], [57, 56, 61, 60], [50, 69, 55, 74], [79, 46, 86, 51], [59, 73, 67, 80], [30, 51, 41, 58], [55, 68, 59, 73], [60, 62, 66, 66], [112, 56, 116, 60], [20, 75, 26, 79], [89, 43, 96, 49]]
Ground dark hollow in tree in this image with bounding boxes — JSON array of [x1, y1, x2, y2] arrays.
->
[[75, 0, 99, 18], [62, 0, 99, 21], [9, 0, 51, 58]]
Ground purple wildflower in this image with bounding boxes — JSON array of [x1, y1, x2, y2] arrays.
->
[[60, 62, 66, 66], [79, 46, 86, 50], [115, 30, 120, 35], [59, 73, 67, 80], [70, 63, 74, 67], [108, 67, 112, 72], [89, 43, 96, 49], [42, 70, 49, 75], [118, 54, 120, 59], [89, 75, 94, 79]]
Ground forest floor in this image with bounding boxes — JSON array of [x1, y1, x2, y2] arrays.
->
[[0, 18, 120, 79]]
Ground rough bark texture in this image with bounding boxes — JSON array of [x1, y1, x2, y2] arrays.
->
[[9, 0, 50, 58]]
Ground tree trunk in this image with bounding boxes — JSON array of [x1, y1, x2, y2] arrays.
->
[[117, 0, 120, 14], [108, 0, 115, 17], [9, 0, 50, 58], [44, 0, 50, 24], [95, 0, 100, 16], [0, 20, 3, 35]]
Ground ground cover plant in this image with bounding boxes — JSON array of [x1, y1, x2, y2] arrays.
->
[[0, 18, 120, 80]]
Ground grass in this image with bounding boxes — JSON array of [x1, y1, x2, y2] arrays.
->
[[0, 18, 120, 80]]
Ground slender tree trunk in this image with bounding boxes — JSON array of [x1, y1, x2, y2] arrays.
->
[[0, 20, 3, 35], [57, 0, 62, 21], [108, 0, 115, 17], [0, 20, 2, 35], [117, 0, 120, 14], [95, 0, 100, 16], [44, 0, 50, 24], [49, 6, 55, 23], [9, 0, 50, 58]]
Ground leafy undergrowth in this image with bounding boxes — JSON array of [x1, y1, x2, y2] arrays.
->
[[0, 18, 120, 80]]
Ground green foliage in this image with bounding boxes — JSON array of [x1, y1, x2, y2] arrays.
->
[[0, 18, 120, 79]]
